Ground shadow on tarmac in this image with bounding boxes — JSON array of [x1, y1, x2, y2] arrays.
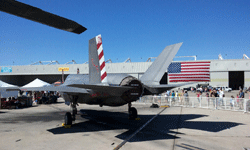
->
[[47, 109, 243, 142]]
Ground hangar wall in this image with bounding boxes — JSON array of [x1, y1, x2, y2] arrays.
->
[[210, 59, 250, 72], [245, 72, 250, 88], [1, 59, 250, 88], [0, 62, 152, 75], [210, 59, 250, 89], [210, 72, 228, 87], [0, 62, 152, 86]]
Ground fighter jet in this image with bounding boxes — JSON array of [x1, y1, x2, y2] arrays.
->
[[21, 34, 184, 125], [1, 1, 185, 125]]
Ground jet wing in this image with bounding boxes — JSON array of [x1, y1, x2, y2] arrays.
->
[[143, 83, 193, 95], [20, 85, 88, 94], [68, 84, 134, 96], [0, 0, 86, 34]]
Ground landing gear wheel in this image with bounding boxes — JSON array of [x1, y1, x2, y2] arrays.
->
[[129, 107, 137, 120], [65, 112, 72, 125]]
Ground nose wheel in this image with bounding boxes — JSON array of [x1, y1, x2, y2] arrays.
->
[[128, 103, 137, 120], [64, 96, 78, 126], [65, 112, 72, 125]]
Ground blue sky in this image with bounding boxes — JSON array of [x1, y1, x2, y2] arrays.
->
[[0, 0, 249, 66]]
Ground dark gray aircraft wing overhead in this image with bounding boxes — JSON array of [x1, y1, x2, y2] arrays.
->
[[0, 0, 86, 34]]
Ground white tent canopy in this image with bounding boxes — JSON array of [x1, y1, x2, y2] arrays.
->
[[0, 80, 19, 98], [22, 78, 50, 88], [0, 80, 19, 88]]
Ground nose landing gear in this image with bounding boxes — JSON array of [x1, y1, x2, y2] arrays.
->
[[64, 96, 78, 126]]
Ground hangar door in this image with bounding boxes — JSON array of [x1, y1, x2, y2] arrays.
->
[[229, 71, 244, 90]]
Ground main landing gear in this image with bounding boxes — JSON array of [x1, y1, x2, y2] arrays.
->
[[64, 96, 78, 126], [128, 103, 138, 120]]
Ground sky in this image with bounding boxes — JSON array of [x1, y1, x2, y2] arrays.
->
[[0, 0, 250, 66]]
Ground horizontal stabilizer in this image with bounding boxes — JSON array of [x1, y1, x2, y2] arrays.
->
[[143, 83, 192, 95]]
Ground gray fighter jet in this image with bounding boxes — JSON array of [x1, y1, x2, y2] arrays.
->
[[21, 34, 184, 125], [1, 1, 185, 125]]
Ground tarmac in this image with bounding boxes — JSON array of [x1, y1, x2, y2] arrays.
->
[[0, 98, 250, 150]]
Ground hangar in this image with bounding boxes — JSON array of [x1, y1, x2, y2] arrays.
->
[[0, 58, 249, 90]]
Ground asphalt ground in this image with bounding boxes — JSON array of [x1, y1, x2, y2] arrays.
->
[[0, 98, 250, 150]]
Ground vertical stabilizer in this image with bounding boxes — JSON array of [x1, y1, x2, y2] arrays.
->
[[89, 34, 107, 84], [140, 43, 183, 85]]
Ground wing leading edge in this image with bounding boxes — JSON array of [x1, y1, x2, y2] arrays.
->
[[0, 0, 86, 34], [20, 85, 88, 94]]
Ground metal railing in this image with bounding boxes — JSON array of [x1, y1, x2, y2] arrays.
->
[[135, 96, 250, 113]]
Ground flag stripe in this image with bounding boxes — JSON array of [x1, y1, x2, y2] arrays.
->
[[181, 67, 210, 70], [168, 74, 210, 76], [182, 65, 210, 67], [181, 61, 210, 64], [169, 77, 210, 79], [181, 71, 210, 73], [170, 79, 210, 82]]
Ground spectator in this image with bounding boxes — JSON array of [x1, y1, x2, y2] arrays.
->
[[219, 89, 224, 106], [200, 86, 203, 94], [197, 91, 201, 103], [239, 89, 244, 98], [184, 90, 189, 106], [236, 94, 239, 107], [211, 89, 219, 109], [180, 90, 184, 105], [239, 90, 244, 109], [166, 90, 170, 96], [206, 92, 210, 106], [175, 91, 179, 103], [230, 96, 234, 109], [171, 90, 175, 103]]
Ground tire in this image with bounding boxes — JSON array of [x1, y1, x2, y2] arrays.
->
[[65, 112, 72, 125], [129, 107, 137, 120]]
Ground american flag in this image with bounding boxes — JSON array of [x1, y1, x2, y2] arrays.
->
[[168, 61, 210, 82]]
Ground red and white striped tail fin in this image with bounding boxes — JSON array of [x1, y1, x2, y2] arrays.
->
[[95, 34, 107, 83], [89, 34, 107, 84]]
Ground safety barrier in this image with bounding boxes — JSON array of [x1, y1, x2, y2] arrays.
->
[[135, 96, 250, 113]]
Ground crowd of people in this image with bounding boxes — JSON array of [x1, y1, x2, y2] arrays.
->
[[164, 86, 250, 109]]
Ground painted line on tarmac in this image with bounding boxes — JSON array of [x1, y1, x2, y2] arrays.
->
[[113, 107, 168, 150]]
